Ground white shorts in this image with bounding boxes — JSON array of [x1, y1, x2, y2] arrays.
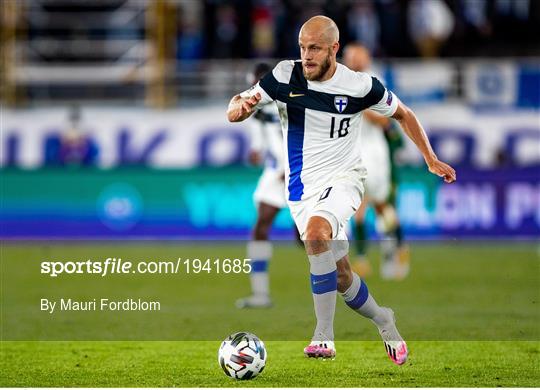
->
[[253, 168, 287, 209], [288, 169, 366, 259]]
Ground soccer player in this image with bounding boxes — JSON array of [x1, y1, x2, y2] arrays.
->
[[236, 63, 286, 309], [227, 16, 456, 365], [342, 43, 410, 280]]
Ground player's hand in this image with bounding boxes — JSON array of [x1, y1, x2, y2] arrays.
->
[[241, 92, 261, 115], [228, 93, 261, 122], [427, 158, 456, 183], [248, 150, 262, 165]]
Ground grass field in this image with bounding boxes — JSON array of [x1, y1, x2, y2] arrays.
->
[[1, 241, 539, 386], [2, 341, 539, 387]]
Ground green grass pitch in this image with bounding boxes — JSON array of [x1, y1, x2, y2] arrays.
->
[[2, 341, 539, 387], [1, 241, 539, 387]]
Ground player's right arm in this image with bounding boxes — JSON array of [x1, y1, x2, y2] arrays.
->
[[227, 61, 285, 123], [227, 93, 262, 122]]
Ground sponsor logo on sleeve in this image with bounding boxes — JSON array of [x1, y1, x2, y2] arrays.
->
[[386, 91, 393, 106]]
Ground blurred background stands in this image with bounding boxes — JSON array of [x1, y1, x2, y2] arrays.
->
[[1, 0, 539, 107]]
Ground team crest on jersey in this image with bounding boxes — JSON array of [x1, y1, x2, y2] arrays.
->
[[334, 96, 348, 113]]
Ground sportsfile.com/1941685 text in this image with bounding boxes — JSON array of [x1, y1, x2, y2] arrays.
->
[[40, 258, 252, 277]]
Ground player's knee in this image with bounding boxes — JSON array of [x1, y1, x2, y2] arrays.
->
[[253, 204, 279, 240], [305, 217, 332, 242], [304, 217, 332, 254]]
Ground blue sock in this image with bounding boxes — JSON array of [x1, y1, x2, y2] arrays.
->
[[341, 272, 387, 326]]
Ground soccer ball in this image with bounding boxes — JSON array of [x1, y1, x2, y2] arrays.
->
[[218, 332, 266, 380]]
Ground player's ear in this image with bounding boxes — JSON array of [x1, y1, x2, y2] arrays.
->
[[332, 41, 340, 56]]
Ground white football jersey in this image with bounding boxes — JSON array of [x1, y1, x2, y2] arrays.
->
[[241, 60, 398, 202]]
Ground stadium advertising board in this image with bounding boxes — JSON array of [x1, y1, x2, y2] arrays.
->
[[1, 166, 538, 239], [1, 105, 539, 169]]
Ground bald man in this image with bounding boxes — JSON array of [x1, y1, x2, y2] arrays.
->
[[228, 15, 456, 365], [343, 43, 410, 281]]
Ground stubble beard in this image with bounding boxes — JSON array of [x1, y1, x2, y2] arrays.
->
[[304, 51, 332, 81]]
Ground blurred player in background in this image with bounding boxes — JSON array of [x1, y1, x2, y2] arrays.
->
[[343, 43, 410, 280], [44, 105, 99, 167], [228, 16, 456, 365], [236, 63, 286, 309]]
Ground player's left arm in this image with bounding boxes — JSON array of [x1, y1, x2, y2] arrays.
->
[[391, 101, 456, 183]]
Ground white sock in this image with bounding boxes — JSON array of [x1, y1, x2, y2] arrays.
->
[[308, 250, 337, 341], [247, 240, 272, 298], [380, 237, 398, 266], [377, 206, 399, 267]]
